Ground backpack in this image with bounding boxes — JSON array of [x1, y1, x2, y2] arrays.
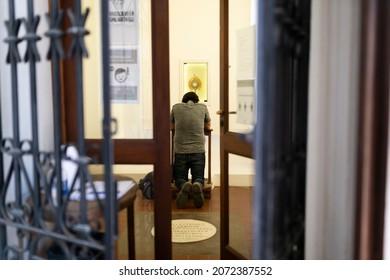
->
[[139, 171, 154, 199]]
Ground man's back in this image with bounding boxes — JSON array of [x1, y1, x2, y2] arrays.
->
[[171, 100, 211, 154]]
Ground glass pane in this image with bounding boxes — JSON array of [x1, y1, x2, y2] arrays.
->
[[228, 154, 254, 259], [83, 0, 153, 139], [228, 0, 256, 133]]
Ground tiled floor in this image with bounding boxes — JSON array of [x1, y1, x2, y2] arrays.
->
[[117, 185, 253, 260]]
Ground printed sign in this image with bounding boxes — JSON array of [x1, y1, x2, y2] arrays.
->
[[109, 0, 136, 24], [110, 48, 139, 103]]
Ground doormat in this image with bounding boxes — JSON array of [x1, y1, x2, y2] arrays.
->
[[150, 219, 217, 243]]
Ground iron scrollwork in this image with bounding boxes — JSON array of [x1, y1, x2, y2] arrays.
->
[[0, 0, 114, 260]]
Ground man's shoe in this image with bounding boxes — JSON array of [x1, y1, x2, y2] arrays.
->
[[176, 182, 191, 209], [192, 182, 204, 208]]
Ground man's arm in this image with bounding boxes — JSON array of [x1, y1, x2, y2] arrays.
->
[[204, 121, 211, 130]]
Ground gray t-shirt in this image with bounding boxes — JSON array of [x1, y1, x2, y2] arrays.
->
[[170, 101, 211, 154]]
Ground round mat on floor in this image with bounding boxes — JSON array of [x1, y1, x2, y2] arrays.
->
[[151, 219, 217, 243]]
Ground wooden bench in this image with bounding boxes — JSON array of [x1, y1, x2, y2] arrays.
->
[[36, 146, 138, 260]]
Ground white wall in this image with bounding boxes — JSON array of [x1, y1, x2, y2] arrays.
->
[[169, 0, 220, 109], [305, 0, 361, 259]]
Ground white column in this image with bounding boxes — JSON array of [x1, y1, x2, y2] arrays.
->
[[251, 0, 257, 25], [305, 0, 362, 259], [384, 72, 390, 259]]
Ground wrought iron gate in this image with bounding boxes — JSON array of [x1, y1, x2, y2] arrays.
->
[[0, 0, 116, 259]]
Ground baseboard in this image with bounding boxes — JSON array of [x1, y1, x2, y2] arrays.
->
[[211, 174, 254, 187], [89, 170, 254, 188]]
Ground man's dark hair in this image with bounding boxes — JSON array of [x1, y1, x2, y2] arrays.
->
[[182, 91, 199, 103]]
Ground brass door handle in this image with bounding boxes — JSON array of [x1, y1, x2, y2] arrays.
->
[[217, 110, 237, 127], [216, 110, 237, 116]]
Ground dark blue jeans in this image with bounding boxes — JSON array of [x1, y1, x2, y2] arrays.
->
[[173, 153, 205, 189]]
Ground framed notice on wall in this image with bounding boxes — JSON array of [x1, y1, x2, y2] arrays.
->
[[181, 61, 209, 103], [236, 25, 256, 125], [110, 47, 139, 103]]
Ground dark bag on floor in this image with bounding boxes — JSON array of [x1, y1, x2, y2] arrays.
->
[[139, 171, 154, 199]]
